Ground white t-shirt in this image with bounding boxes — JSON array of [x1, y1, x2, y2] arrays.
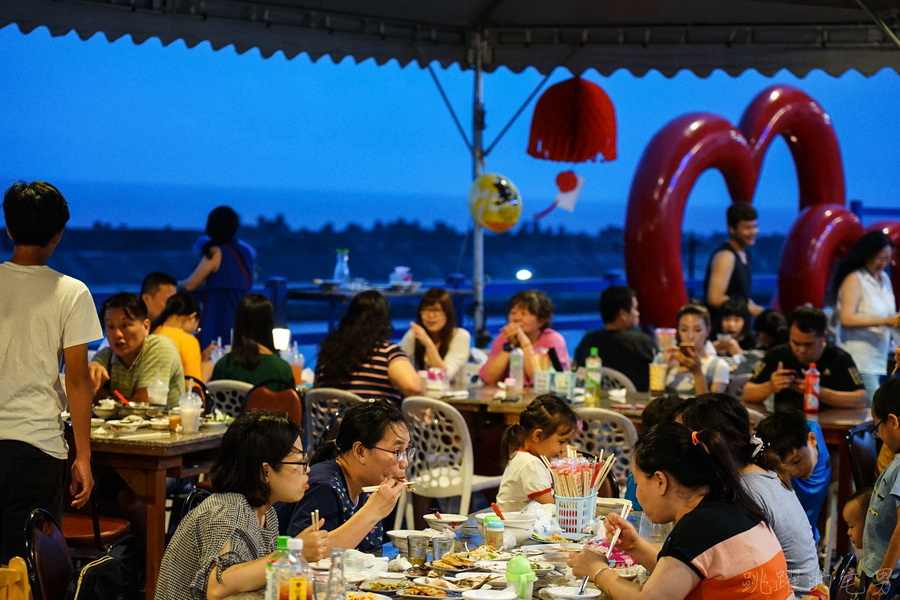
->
[[665, 352, 730, 395], [497, 450, 553, 512], [0, 262, 102, 459], [836, 268, 897, 374], [399, 327, 471, 389]]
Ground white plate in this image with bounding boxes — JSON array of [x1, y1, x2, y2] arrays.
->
[[359, 579, 409, 594], [395, 588, 461, 599], [520, 543, 583, 553], [545, 586, 602, 600], [449, 573, 506, 589], [200, 420, 229, 429], [480, 561, 554, 576], [412, 577, 463, 591], [348, 593, 393, 600]]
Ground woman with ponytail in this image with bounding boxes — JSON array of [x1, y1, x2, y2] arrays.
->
[[678, 393, 821, 592], [568, 422, 793, 599]]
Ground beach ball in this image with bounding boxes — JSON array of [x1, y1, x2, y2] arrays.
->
[[468, 173, 522, 233]]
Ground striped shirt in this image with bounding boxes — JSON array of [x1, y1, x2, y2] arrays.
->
[[316, 341, 410, 404], [92, 334, 185, 408], [155, 492, 277, 600], [660, 497, 793, 599]]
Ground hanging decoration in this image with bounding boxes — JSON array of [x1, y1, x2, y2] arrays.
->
[[469, 173, 522, 233], [533, 170, 586, 220], [527, 77, 617, 163]]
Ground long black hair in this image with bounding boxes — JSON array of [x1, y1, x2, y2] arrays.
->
[[316, 290, 393, 387], [201, 205, 240, 259], [230, 293, 277, 370], [635, 421, 767, 525], [827, 230, 894, 306], [311, 400, 408, 465], [413, 288, 456, 370], [500, 394, 577, 463], [150, 292, 200, 333]]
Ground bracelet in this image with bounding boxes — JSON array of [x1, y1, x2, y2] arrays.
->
[[592, 567, 613, 585]]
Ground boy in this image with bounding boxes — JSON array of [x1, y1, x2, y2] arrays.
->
[[863, 377, 900, 599], [845, 488, 871, 551], [0, 181, 102, 563], [756, 409, 832, 543]]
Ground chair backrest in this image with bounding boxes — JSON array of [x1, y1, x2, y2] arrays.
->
[[182, 488, 212, 517], [25, 509, 73, 600], [0, 557, 30, 600], [400, 397, 475, 521], [847, 424, 881, 490], [727, 371, 754, 400], [244, 379, 303, 425], [745, 407, 766, 433], [830, 552, 859, 600], [572, 407, 639, 484], [600, 367, 637, 392], [206, 380, 253, 417], [303, 388, 364, 453]]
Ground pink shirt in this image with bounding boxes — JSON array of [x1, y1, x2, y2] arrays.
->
[[479, 328, 569, 386]]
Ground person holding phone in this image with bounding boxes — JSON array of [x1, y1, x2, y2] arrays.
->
[[664, 304, 729, 396]]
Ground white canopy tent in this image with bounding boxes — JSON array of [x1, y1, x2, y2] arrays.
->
[[3, 0, 898, 339]]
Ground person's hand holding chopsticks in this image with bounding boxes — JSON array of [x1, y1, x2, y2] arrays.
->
[[362, 477, 406, 521], [603, 512, 640, 552], [296, 517, 329, 562], [566, 546, 610, 588]]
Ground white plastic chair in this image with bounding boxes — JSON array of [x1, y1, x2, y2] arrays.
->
[[600, 367, 637, 392], [303, 388, 363, 454], [397, 397, 502, 529], [205, 380, 253, 417], [572, 407, 639, 485]]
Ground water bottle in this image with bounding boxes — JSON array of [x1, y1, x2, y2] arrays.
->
[[509, 347, 525, 394], [265, 536, 293, 600], [332, 249, 350, 285], [209, 336, 226, 365], [323, 548, 346, 600], [804, 363, 820, 414], [484, 518, 505, 549], [584, 347, 602, 407], [286, 538, 312, 600]]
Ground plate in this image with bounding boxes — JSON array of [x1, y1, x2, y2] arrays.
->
[[412, 577, 463, 591], [546, 586, 602, 600], [480, 561, 554, 576], [530, 533, 587, 543], [396, 587, 462, 599], [459, 549, 513, 561], [200, 420, 229, 429], [522, 543, 583, 553], [425, 561, 475, 574], [359, 579, 409, 594], [91, 418, 106, 427], [449, 573, 506, 589], [348, 593, 393, 600], [311, 558, 331, 570]]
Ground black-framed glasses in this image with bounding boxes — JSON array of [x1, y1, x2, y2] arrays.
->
[[871, 419, 885, 439], [280, 452, 309, 467], [372, 446, 416, 463]]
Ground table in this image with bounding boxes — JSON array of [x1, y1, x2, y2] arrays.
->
[[444, 387, 870, 553], [90, 428, 226, 599]]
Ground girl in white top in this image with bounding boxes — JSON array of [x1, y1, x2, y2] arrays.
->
[[829, 231, 898, 403], [496, 394, 577, 512], [400, 288, 471, 390], [665, 304, 730, 395]]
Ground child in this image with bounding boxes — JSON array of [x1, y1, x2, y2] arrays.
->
[[495, 394, 577, 512], [756, 409, 832, 543], [845, 488, 871, 551], [150, 292, 215, 382], [862, 378, 900, 599]]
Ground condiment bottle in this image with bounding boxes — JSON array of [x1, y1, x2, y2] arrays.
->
[[804, 363, 820, 414], [584, 347, 602, 407], [485, 519, 505, 549]]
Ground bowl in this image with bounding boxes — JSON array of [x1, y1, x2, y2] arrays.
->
[[462, 589, 517, 600], [93, 406, 116, 419], [386, 529, 437, 554], [474, 512, 536, 545], [149, 418, 170, 430], [105, 420, 139, 435], [546, 586, 602, 600], [423, 513, 468, 532], [129, 402, 153, 417]]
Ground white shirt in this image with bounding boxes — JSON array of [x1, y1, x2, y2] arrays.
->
[[399, 327, 471, 389], [836, 268, 896, 374], [497, 450, 553, 512]]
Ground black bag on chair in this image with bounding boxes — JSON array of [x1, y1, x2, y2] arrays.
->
[[66, 555, 126, 600]]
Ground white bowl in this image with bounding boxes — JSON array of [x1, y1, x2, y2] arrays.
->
[[423, 513, 468, 532], [105, 420, 139, 435], [462, 589, 517, 600], [546, 586, 602, 600], [386, 529, 437, 554], [473, 512, 536, 545], [149, 418, 170, 430], [595, 497, 632, 518]]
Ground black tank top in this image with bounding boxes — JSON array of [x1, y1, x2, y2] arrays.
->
[[704, 242, 752, 304]]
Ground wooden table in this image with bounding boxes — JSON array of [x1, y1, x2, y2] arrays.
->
[[444, 387, 870, 553], [90, 428, 226, 599]]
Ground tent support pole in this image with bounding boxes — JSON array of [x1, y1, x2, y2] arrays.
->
[[854, 0, 900, 50], [472, 29, 489, 347]]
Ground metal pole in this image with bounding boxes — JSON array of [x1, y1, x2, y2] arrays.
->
[[472, 30, 488, 347]]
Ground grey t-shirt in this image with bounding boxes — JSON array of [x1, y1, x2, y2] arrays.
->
[[742, 470, 822, 593]]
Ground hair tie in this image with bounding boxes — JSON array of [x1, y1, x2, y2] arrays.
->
[[691, 431, 700, 446], [750, 435, 765, 459]]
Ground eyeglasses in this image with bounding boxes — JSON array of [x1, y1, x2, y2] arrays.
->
[[280, 452, 309, 467], [871, 419, 884, 439], [372, 446, 415, 463], [421, 307, 444, 316]]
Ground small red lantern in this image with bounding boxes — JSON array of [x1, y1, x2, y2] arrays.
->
[[527, 76, 617, 163]]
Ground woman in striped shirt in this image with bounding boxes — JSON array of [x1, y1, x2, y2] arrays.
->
[[315, 290, 422, 403]]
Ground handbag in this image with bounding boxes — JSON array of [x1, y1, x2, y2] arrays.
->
[[67, 555, 126, 600]]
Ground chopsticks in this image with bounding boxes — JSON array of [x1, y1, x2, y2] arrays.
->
[[605, 500, 633, 559], [361, 480, 416, 493], [311, 509, 320, 531], [540, 452, 618, 498]]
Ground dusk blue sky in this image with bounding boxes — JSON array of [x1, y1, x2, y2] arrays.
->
[[1, 24, 898, 235]]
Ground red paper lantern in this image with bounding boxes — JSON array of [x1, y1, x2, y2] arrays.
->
[[527, 77, 617, 163]]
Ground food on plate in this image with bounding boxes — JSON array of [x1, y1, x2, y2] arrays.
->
[[400, 585, 447, 597], [584, 539, 637, 568], [459, 545, 509, 561], [430, 554, 475, 569], [348, 593, 381, 600], [365, 581, 407, 591], [405, 567, 432, 578], [543, 534, 569, 543]]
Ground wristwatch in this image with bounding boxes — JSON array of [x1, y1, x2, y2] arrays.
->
[[503, 342, 514, 352]]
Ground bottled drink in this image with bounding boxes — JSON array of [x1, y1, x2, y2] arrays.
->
[[323, 548, 346, 600], [584, 347, 602, 407], [332, 249, 350, 285], [484, 519, 505, 549], [265, 536, 293, 600], [649, 351, 667, 395], [286, 538, 312, 600], [509, 347, 525, 394], [804, 363, 820, 414]]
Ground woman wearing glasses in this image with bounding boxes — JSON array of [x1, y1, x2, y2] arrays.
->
[[277, 401, 412, 552], [157, 411, 328, 600], [400, 288, 471, 389]]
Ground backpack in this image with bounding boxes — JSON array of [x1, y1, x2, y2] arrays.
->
[[66, 555, 126, 600]]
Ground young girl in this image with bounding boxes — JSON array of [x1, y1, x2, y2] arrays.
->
[[665, 303, 729, 395], [151, 292, 214, 382], [495, 394, 577, 512]]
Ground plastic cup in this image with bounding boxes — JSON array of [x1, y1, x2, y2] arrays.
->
[[181, 408, 201, 433], [433, 538, 454, 562], [656, 328, 676, 349], [408, 535, 430, 566], [649, 364, 667, 393], [168, 415, 181, 431]]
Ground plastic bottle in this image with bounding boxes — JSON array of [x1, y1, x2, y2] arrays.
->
[[649, 351, 667, 394], [505, 554, 536, 600], [332, 249, 350, 285], [323, 548, 346, 600], [509, 347, 525, 394], [484, 519, 505, 549], [286, 538, 312, 600], [804, 363, 821, 414], [265, 536, 293, 600], [287, 341, 305, 385], [584, 347, 602, 407]]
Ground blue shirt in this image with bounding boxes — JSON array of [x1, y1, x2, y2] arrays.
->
[[792, 420, 832, 543]]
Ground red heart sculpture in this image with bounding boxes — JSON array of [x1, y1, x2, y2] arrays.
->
[[624, 84, 867, 327]]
